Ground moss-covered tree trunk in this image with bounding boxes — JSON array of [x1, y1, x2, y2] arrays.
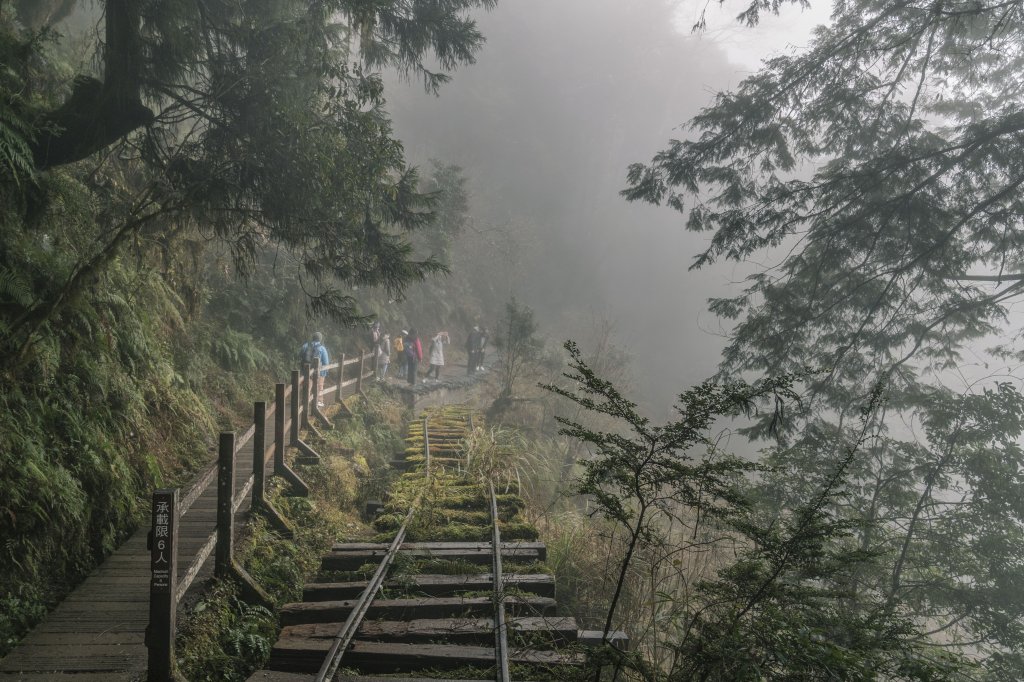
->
[[30, 0, 153, 169]]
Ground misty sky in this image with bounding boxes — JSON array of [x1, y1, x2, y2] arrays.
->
[[387, 0, 830, 412]]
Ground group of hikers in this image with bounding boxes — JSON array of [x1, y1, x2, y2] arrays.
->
[[299, 323, 489, 389]]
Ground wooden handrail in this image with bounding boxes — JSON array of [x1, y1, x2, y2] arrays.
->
[[234, 474, 254, 513], [234, 423, 256, 456], [179, 461, 217, 516], [152, 341, 377, 680], [176, 532, 215, 602]]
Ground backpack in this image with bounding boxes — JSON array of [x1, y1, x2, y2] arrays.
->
[[394, 336, 404, 353], [299, 342, 318, 365]]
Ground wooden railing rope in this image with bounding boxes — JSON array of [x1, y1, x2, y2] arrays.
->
[[146, 345, 377, 682]]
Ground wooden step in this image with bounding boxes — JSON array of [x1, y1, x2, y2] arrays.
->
[[276, 615, 577, 649], [337, 678, 498, 682], [245, 673, 313, 682], [269, 640, 584, 673], [247, 675, 502, 682], [331, 540, 544, 552], [323, 542, 546, 572], [304, 573, 555, 600], [280, 595, 556, 626], [249, 676, 500, 682]]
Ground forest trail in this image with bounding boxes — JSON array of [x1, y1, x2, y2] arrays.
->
[[0, 350, 485, 681], [0, 411, 280, 680]]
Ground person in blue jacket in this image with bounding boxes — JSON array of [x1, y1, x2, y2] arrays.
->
[[299, 332, 330, 373], [299, 332, 330, 407]]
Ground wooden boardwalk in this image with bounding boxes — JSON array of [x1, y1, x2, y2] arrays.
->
[[0, 351, 462, 681], [0, 416, 278, 681]]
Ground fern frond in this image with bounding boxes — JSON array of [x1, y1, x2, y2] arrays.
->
[[0, 98, 35, 185], [0, 265, 33, 307]]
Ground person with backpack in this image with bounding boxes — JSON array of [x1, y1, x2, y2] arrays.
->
[[425, 330, 449, 381], [298, 332, 330, 406], [404, 328, 422, 385], [394, 330, 407, 378]]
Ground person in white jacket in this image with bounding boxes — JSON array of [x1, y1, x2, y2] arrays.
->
[[425, 331, 449, 381], [377, 332, 391, 381]]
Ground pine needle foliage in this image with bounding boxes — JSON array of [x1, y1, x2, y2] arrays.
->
[[624, 2, 1024, 676]]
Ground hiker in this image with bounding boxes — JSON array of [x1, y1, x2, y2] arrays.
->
[[465, 326, 480, 375], [298, 332, 330, 406], [476, 327, 489, 371], [404, 328, 423, 385], [369, 320, 382, 352], [394, 329, 407, 377], [299, 332, 330, 373], [425, 331, 449, 381], [377, 332, 391, 381]]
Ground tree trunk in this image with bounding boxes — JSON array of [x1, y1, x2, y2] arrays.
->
[[30, 0, 153, 169]]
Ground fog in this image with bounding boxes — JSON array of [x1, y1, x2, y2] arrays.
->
[[385, 0, 828, 411]]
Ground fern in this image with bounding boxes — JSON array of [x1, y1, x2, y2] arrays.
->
[[0, 265, 32, 307], [0, 95, 34, 186], [209, 327, 269, 371]]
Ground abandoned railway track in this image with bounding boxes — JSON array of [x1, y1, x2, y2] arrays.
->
[[247, 405, 591, 682]]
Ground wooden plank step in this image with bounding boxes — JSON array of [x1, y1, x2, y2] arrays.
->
[[245, 672, 314, 682], [322, 546, 544, 572], [0, 674, 137, 681], [304, 573, 554, 600], [280, 595, 556, 626], [277, 616, 577, 648], [334, 678, 500, 682], [15, 618, 147, 634], [0, 644, 146, 671], [331, 540, 544, 554], [2, 631, 145, 646], [269, 640, 583, 674]]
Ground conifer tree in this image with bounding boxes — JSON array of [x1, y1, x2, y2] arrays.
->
[[624, 1, 1024, 675], [1, 0, 496, 355]]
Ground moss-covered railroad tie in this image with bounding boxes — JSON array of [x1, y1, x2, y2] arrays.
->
[[251, 403, 587, 680]]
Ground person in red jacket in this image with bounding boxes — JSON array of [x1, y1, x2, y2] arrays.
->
[[404, 328, 423, 385]]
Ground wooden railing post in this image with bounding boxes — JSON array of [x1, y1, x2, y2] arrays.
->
[[252, 402, 266, 507], [313, 357, 322, 407], [147, 488, 179, 681], [301, 362, 311, 428], [338, 353, 346, 401], [215, 432, 234, 578], [290, 370, 300, 445], [357, 352, 365, 394], [275, 383, 286, 475]]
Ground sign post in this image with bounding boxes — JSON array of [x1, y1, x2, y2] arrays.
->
[[147, 488, 179, 681], [215, 432, 235, 578]]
